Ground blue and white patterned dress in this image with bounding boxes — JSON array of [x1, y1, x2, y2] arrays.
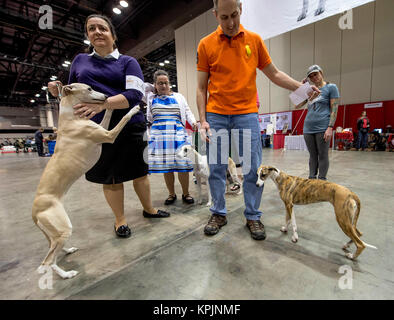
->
[[148, 94, 193, 173]]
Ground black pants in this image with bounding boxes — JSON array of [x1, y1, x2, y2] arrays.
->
[[36, 142, 44, 156]]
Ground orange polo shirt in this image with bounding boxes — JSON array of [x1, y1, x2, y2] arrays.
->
[[197, 24, 272, 115]]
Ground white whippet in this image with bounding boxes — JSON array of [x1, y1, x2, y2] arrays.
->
[[32, 83, 140, 279], [176, 145, 242, 206]]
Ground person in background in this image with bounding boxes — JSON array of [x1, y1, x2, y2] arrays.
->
[[34, 128, 45, 157], [146, 70, 197, 205], [48, 14, 170, 239], [356, 111, 370, 151], [295, 64, 339, 180]]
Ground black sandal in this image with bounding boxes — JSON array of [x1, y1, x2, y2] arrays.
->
[[182, 194, 195, 204], [164, 194, 177, 205]]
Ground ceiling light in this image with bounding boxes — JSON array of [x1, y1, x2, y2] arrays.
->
[[113, 7, 121, 14], [64, 60, 71, 65], [164, 60, 170, 64], [30, 99, 35, 103], [159, 62, 165, 66], [62, 63, 68, 67], [41, 86, 47, 90], [84, 39, 90, 45], [172, 84, 176, 87], [35, 94, 40, 97], [120, 1, 129, 8]]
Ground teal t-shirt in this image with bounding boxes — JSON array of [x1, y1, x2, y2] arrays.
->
[[303, 83, 340, 134]]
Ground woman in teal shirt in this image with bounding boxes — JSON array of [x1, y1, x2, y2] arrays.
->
[[296, 65, 340, 180]]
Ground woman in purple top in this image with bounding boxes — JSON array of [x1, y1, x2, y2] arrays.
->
[[48, 15, 170, 238]]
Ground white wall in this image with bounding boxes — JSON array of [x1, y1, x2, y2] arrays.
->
[[175, 0, 394, 119]]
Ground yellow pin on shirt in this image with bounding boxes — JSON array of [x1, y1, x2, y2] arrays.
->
[[245, 45, 252, 57]]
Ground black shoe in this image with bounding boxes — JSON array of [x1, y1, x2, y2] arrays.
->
[[182, 194, 194, 204], [164, 194, 177, 205], [114, 225, 131, 238], [143, 209, 171, 218]]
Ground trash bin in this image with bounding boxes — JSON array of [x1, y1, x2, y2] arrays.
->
[[48, 140, 56, 155]]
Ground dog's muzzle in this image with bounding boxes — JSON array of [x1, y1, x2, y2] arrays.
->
[[256, 178, 264, 188]]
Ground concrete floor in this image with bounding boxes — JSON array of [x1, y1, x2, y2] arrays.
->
[[0, 149, 393, 300]]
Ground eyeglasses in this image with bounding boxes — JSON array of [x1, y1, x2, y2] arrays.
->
[[157, 81, 169, 86]]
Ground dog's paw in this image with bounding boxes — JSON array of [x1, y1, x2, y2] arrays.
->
[[345, 252, 354, 260], [198, 199, 203, 205], [291, 234, 298, 243], [206, 202, 212, 207], [127, 106, 140, 118], [62, 270, 79, 279], [63, 247, 78, 254], [280, 226, 288, 233]]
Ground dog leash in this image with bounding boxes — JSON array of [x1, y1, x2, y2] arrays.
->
[[56, 83, 62, 103]]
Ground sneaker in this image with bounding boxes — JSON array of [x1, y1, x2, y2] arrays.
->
[[204, 214, 227, 236], [246, 220, 266, 240]]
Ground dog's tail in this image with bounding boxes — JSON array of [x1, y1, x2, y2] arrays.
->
[[362, 241, 378, 250]]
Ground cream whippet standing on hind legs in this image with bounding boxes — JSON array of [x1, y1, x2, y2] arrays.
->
[[256, 165, 377, 260], [32, 83, 140, 279]]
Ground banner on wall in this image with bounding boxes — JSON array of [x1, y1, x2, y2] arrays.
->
[[242, 0, 375, 40]]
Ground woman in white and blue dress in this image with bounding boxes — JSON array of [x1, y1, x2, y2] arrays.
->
[[146, 70, 197, 205]]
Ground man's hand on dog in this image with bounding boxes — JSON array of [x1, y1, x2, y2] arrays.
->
[[73, 102, 107, 119]]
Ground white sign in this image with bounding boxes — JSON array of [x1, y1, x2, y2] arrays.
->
[[259, 112, 292, 132], [242, 0, 375, 40], [364, 102, 383, 108]]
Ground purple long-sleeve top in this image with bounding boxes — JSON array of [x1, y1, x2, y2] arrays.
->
[[68, 52, 145, 128]]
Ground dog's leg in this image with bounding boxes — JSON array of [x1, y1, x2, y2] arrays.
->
[[91, 106, 140, 144], [98, 109, 113, 130], [298, 0, 309, 21], [288, 204, 299, 243], [342, 239, 353, 251], [36, 202, 78, 279], [206, 178, 212, 207], [63, 247, 79, 254], [334, 204, 365, 260], [196, 175, 203, 205], [281, 206, 292, 233]]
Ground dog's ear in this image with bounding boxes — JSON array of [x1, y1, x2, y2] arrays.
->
[[62, 85, 73, 97], [268, 167, 278, 173]]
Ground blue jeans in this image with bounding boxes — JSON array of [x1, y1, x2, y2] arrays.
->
[[206, 112, 263, 221], [357, 131, 368, 149]]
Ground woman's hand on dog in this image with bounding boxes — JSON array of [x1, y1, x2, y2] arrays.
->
[[73, 102, 107, 119]]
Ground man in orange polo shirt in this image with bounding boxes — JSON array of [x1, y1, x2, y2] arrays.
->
[[197, 0, 320, 240]]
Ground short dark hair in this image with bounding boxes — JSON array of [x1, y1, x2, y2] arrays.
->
[[84, 14, 118, 51]]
